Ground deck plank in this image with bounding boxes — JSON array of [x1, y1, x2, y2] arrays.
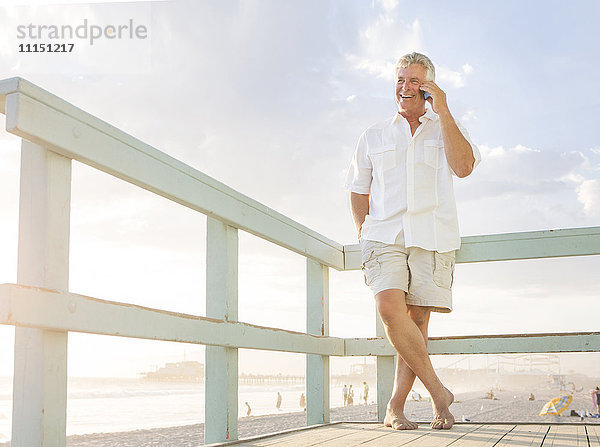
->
[[541, 424, 587, 447], [494, 424, 549, 446], [588, 425, 600, 447], [233, 424, 362, 446], [315, 424, 405, 446], [357, 425, 429, 446], [364, 424, 484, 447], [449, 425, 515, 446]]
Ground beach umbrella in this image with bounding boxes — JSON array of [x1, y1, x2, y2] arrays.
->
[[539, 394, 573, 416]]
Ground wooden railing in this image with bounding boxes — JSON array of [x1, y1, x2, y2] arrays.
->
[[1, 77, 599, 447]]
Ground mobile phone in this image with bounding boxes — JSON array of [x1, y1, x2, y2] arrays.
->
[[423, 91, 431, 100]]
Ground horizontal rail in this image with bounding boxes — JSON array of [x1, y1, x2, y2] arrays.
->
[[343, 226, 600, 270], [345, 331, 600, 356], [1, 283, 598, 357], [0, 77, 344, 270], [0, 284, 344, 356]]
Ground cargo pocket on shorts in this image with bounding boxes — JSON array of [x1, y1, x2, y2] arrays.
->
[[360, 247, 381, 287], [433, 251, 455, 289]]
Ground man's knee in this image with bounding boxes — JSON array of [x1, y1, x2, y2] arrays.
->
[[375, 289, 407, 326], [407, 305, 431, 328]]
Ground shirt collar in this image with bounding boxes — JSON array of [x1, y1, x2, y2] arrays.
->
[[421, 106, 439, 122], [392, 106, 438, 125]]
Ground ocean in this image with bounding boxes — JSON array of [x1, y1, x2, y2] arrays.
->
[[0, 376, 351, 442]]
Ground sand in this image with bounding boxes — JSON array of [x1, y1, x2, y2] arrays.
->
[[2, 384, 598, 446], [62, 406, 376, 447]]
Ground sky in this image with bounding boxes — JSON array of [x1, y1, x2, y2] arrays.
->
[[0, 0, 599, 378]]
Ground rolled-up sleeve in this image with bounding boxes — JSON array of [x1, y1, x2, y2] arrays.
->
[[453, 120, 481, 176], [344, 132, 372, 194]]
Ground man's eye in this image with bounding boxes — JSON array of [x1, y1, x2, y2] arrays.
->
[[411, 80, 420, 84]]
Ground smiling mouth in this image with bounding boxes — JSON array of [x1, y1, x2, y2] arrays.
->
[[400, 94, 415, 99]]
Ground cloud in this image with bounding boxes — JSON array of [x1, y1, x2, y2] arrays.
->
[[436, 62, 474, 88], [379, 0, 399, 12], [345, 13, 424, 80], [342, 6, 474, 92], [461, 109, 477, 122], [455, 144, 600, 234], [577, 179, 600, 216], [345, 53, 396, 80], [462, 63, 474, 75]]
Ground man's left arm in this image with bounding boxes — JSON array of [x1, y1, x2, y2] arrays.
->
[[421, 81, 476, 178]]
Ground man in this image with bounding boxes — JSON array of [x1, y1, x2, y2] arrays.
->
[[276, 391, 282, 410], [344, 52, 481, 430], [343, 384, 348, 406], [363, 381, 370, 405]]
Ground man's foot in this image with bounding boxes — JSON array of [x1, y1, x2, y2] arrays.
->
[[384, 407, 418, 430], [431, 387, 455, 430]]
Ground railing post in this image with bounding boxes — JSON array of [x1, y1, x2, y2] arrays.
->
[[205, 217, 238, 444], [376, 316, 394, 422], [306, 258, 329, 425], [12, 141, 71, 447]]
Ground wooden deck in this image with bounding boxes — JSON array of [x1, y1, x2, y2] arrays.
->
[[212, 422, 600, 446]]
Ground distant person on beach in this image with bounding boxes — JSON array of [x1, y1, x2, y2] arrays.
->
[[345, 52, 480, 431], [363, 382, 369, 405], [348, 385, 354, 406], [592, 387, 600, 414], [343, 384, 348, 406], [245, 402, 251, 417], [276, 391, 282, 410], [300, 393, 306, 410], [529, 393, 535, 401]]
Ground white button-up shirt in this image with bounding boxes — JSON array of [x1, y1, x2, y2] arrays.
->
[[344, 108, 481, 253]]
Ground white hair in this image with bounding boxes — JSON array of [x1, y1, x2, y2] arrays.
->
[[395, 52, 435, 81]]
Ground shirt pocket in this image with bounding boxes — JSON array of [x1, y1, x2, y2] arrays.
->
[[368, 145, 396, 172], [423, 140, 442, 169]]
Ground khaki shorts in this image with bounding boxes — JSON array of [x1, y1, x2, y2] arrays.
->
[[359, 235, 456, 313]]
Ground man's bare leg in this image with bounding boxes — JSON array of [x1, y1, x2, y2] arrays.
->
[[376, 289, 454, 430], [384, 305, 431, 430]]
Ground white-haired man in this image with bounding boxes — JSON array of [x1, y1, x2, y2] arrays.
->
[[344, 52, 481, 430]]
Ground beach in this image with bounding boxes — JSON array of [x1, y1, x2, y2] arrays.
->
[[1, 372, 599, 446], [3, 386, 592, 447]]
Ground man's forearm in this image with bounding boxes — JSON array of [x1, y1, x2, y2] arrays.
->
[[437, 109, 475, 178], [350, 192, 369, 240]]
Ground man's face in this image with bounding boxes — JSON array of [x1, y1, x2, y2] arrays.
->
[[395, 63, 427, 110]]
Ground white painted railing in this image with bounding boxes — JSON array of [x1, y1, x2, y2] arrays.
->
[[0, 77, 599, 447]]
